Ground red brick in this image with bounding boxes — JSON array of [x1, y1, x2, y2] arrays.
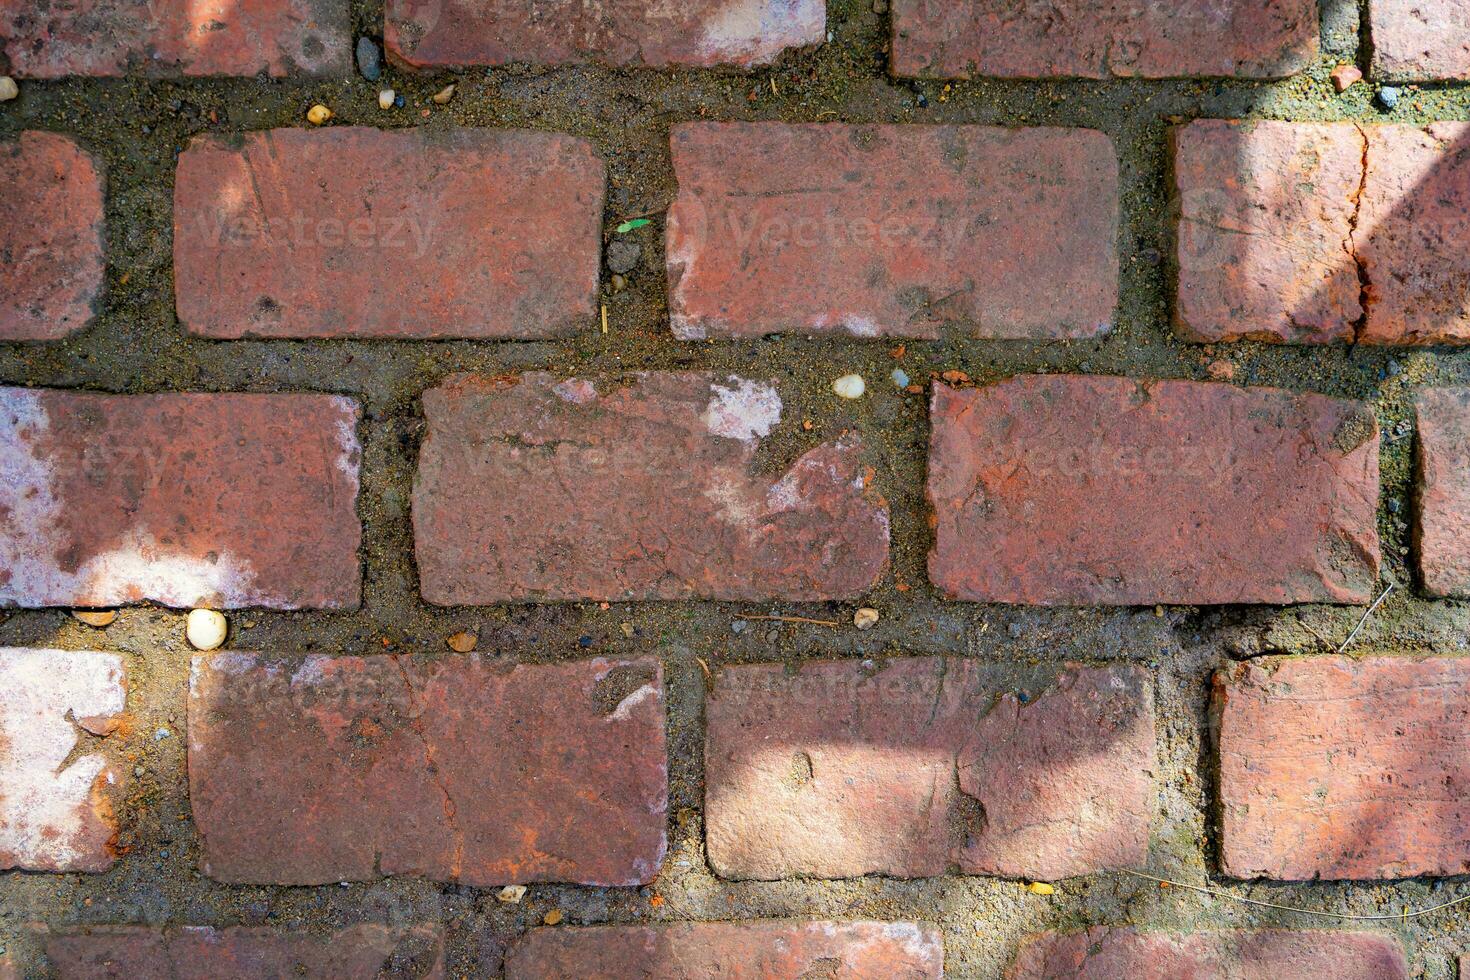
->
[[0, 0, 348, 78], [1217, 656, 1470, 880], [1416, 388, 1470, 597], [188, 654, 666, 886], [0, 132, 105, 341], [1172, 121, 1363, 344], [666, 124, 1118, 340], [1357, 123, 1470, 345], [174, 128, 603, 340], [707, 659, 1152, 880], [928, 377, 1381, 606], [385, 0, 824, 70], [1370, 0, 1470, 81], [413, 372, 889, 603], [47, 925, 444, 979], [1008, 928, 1407, 979], [891, 0, 1317, 79], [505, 921, 943, 979], [0, 649, 126, 873], [0, 389, 361, 609]]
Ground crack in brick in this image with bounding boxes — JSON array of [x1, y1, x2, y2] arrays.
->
[[1347, 123, 1373, 344], [388, 656, 463, 881]]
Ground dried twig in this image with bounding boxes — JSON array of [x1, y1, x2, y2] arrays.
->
[[1121, 868, 1469, 922], [740, 614, 840, 628], [1337, 581, 1395, 653]]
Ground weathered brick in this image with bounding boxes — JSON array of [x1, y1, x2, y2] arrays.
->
[[413, 373, 889, 603], [666, 124, 1118, 340], [1172, 120, 1363, 344], [891, 0, 1317, 79], [1008, 928, 1407, 978], [1217, 656, 1470, 880], [188, 654, 667, 886], [385, 0, 824, 70], [1416, 388, 1470, 597], [707, 659, 1152, 880], [174, 128, 604, 340], [0, 649, 126, 873], [1370, 0, 1470, 81], [505, 922, 943, 979], [46, 925, 444, 979], [0, 0, 348, 77], [0, 389, 361, 609], [0, 132, 105, 341], [928, 376, 1381, 606]]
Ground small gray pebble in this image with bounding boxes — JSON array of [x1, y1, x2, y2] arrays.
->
[[731, 619, 748, 634], [1377, 86, 1401, 109], [356, 38, 382, 81], [765, 629, 779, 643], [606, 240, 642, 275], [1387, 360, 1402, 376], [1387, 498, 1402, 514], [891, 368, 910, 388]]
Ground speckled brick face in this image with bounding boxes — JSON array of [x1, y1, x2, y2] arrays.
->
[[412, 372, 890, 603], [665, 124, 1118, 340], [174, 128, 605, 339], [1371, 0, 1470, 80], [0, 389, 362, 609], [188, 654, 667, 887], [1416, 388, 1470, 597]]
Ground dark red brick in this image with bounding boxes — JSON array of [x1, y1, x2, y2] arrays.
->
[[0, 132, 105, 341], [1217, 656, 1470, 880], [891, 0, 1317, 79], [47, 925, 444, 979], [0, 649, 126, 873], [1172, 120, 1363, 344], [174, 128, 604, 339], [505, 921, 943, 979], [1008, 928, 1407, 978], [412, 372, 889, 603], [706, 659, 1153, 880], [928, 376, 1381, 606], [385, 0, 824, 70], [0, 0, 348, 78], [1370, 0, 1470, 81], [666, 124, 1118, 340], [0, 389, 361, 609], [1416, 388, 1470, 597], [188, 654, 667, 886]]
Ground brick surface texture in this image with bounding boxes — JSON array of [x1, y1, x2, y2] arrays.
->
[[188, 654, 667, 887], [174, 128, 604, 339], [927, 376, 1381, 606], [665, 123, 1118, 340], [0, 0, 349, 78], [1217, 656, 1470, 880], [705, 659, 1153, 881], [1007, 928, 1409, 978], [891, 0, 1319, 79], [1416, 388, 1470, 597], [0, 132, 105, 341], [46, 925, 444, 979], [504, 921, 944, 979], [0, 389, 361, 609], [1371, 0, 1470, 81], [385, 0, 825, 70], [413, 372, 890, 603], [0, 649, 125, 873]]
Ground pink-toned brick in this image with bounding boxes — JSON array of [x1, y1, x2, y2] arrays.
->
[[385, 0, 824, 70], [928, 376, 1380, 606], [0, 0, 348, 77], [1416, 388, 1470, 597], [0, 389, 361, 609], [188, 654, 667, 886], [891, 0, 1318, 79], [174, 128, 604, 339], [1371, 0, 1470, 81], [666, 123, 1118, 339], [46, 925, 444, 979], [706, 659, 1153, 880], [1008, 928, 1407, 979], [0, 649, 126, 873], [412, 373, 889, 604], [1218, 656, 1470, 880], [0, 132, 105, 341], [505, 922, 943, 980]]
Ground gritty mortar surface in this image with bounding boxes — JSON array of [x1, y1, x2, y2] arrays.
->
[[2, 0, 1470, 976]]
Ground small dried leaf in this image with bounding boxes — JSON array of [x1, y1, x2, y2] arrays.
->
[[446, 631, 478, 653], [72, 610, 118, 628]]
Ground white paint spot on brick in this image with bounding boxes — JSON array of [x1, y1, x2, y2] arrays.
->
[[552, 379, 598, 405], [703, 377, 781, 443], [608, 683, 658, 723], [695, 0, 826, 64], [329, 396, 362, 484]]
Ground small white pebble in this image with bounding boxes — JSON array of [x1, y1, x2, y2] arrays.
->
[[186, 609, 228, 651], [0, 77, 17, 102], [378, 89, 396, 110], [498, 884, 527, 904], [854, 607, 880, 630], [306, 103, 333, 126], [891, 368, 910, 388], [832, 374, 866, 399]]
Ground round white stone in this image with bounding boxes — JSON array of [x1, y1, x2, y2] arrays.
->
[[186, 609, 228, 651], [832, 374, 866, 399]]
